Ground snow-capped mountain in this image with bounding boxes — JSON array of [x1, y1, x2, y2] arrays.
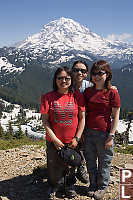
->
[[15, 17, 133, 66], [17, 18, 133, 63], [0, 17, 133, 109], [1, 17, 133, 75]]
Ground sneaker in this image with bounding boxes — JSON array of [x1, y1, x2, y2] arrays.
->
[[76, 164, 89, 184], [47, 186, 58, 200], [94, 189, 107, 200], [65, 184, 77, 198]]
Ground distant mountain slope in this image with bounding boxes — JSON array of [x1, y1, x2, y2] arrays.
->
[[111, 69, 133, 109], [15, 17, 133, 68], [0, 17, 133, 109]]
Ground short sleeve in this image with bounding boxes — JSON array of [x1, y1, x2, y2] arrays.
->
[[110, 90, 121, 108], [40, 94, 50, 114], [74, 91, 85, 112]]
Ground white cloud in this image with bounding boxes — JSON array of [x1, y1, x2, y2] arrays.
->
[[106, 33, 133, 44]]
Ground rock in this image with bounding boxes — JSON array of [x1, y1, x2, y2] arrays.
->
[[125, 163, 133, 168]]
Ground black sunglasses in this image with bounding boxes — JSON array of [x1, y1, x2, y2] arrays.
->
[[57, 76, 71, 81], [92, 71, 106, 76], [72, 68, 87, 74]]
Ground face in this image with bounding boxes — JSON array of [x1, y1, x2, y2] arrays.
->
[[91, 70, 107, 85], [72, 63, 88, 83], [56, 70, 71, 92]]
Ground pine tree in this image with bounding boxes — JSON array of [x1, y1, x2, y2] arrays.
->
[[5, 121, 14, 139], [0, 123, 5, 138], [124, 112, 133, 145], [0, 110, 2, 118], [14, 123, 24, 139], [25, 128, 28, 137]]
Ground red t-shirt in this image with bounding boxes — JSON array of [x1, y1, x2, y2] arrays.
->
[[84, 88, 120, 132], [40, 91, 85, 143]]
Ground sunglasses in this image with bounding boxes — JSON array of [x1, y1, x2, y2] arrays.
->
[[57, 76, 71, 81], [92, 71, 106, 76], [72, 68, 87, 74]]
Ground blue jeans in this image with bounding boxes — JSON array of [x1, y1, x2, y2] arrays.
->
[[84, 129, 114, 190]]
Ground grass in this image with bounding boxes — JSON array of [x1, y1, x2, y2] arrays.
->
[[114, 145, 133, 154], [0, 136, 46, 150], [0, 137, 133, 155]]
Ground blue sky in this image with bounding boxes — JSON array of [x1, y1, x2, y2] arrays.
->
[[0, 0, 133, 47]]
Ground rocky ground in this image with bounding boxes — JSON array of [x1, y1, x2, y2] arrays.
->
[[0, 145, 133, 200]]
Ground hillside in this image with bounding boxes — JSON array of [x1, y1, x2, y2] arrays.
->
[[0, 145, 133, 200], [0, 66, 133, 110], [0, 98, 133, 142]]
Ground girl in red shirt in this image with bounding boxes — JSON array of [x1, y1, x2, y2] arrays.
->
[[84, 60, 120, 199], [40, 66, 85, 199]]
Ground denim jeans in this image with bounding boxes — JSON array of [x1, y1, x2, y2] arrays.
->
[[84, 129, 114, 190]]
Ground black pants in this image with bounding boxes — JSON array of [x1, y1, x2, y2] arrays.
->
[[46, 142, 76, 187], [76, 136, 86, 166]]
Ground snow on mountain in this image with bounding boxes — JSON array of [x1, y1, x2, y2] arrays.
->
[[0, 57, 24, 74], [0, 98, 45, 139], [117, 120, 133, 142], [16, 17, 133, 65], [0, 98, 133, 142], [1, 17, 133, 76]]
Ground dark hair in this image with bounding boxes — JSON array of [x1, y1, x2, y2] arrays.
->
[[53, 66, 73, 92], [72, 60, 88, 72], [90, 60, 112, 90]]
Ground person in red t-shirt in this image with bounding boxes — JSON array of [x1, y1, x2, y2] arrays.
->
[[83, 60, 120, 200], [40, 66, 85, 199]]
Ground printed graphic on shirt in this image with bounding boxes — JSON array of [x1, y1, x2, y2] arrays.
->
[[54, 101, 73, 125]]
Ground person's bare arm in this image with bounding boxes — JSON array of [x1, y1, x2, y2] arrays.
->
[[42, 114, 64, 150], [69, 111, 85, 148], [105, 107, 120, 149]]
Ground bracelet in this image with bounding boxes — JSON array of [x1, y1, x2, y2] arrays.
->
[[109, 133, 114, 135], [109, 133, 115, 139], [75, 136, 80, 142]]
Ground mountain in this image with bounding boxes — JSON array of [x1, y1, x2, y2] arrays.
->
[[0, 17, 133, 109], [121, 63, 133, 72], [1, 17, 133, 72], [13, 17, 133, 68]]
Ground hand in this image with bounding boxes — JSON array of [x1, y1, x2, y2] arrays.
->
[[68, 138, 78, 149], [111, 85, 118, 91], [53, 139, 64, 150], [105, 135, 113, 150]]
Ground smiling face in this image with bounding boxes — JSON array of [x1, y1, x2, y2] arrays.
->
[[72, 62, 88, 84], [90, 60, 112, 90], [91, 70, 107, 87], [56, 70, 71, 93]]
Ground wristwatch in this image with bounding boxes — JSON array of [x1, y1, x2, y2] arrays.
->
[[75, 136, 80, 142], [109, 133, 115, 139]]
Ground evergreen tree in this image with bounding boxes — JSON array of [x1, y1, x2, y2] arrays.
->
[[5, 121, 14, 139], [25, 128, 28, 137], [123, 112, 133, 145], [14, 123, 24, 139], [0, 123, 5, 138], [0, 110, 2, 119]]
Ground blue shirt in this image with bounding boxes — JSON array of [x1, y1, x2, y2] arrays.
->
[[80, 80, 93, 93]]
